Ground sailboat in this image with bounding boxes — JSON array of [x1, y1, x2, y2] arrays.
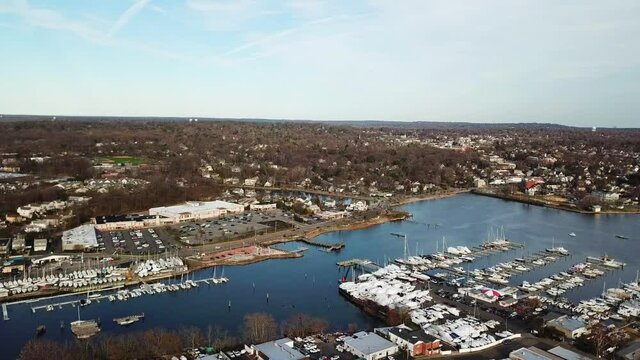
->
[[546, 238, 569, 255]]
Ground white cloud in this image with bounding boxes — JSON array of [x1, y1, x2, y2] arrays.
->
[[107, 0, 152, 38]]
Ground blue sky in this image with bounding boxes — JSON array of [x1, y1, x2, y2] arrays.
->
[[1, 0, 639, 127]]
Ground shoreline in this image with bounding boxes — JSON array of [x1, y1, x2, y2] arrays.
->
[[390, 188, 471, 207], [472, 189, 640, 215]]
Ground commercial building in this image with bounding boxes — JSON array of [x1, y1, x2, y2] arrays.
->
[[548, 346, 595, 360], [93, 214, 171, 231], [149, 201, 244, 223], [545, 315, 588, 340], [343, 331, 398, 360], [62, 224, 98, 251], [245, 338, 307, 360], [616, 340, 640, 360], [510, 347, 563, 360], [387, 326, 441, 356], [249, 203, 277, 211]]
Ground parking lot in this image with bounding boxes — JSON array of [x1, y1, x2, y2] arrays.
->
[[97, 227, 179, 255], [170, 210, 297, 245]]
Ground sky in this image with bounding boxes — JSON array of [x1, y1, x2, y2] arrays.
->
[[0, 0, 639, 127]]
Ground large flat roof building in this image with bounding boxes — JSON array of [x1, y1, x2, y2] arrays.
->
[[149, 201, 244, 223], [343, 331, 398, 360], [247, 338, 307, 360], [62, 224, 98, 251]]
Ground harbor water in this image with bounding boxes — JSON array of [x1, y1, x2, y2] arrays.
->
[[1, 193, 639, 359]]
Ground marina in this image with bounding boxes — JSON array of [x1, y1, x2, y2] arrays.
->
[[0, 193, 638, 359]]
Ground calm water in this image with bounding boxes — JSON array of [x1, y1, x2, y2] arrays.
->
[[1, 193, 639, 359]]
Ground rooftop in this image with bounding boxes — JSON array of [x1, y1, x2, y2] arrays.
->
[[254, 338, 305, 360], [548, 346, 595, 360], [149, 200, 244, 217], [388, 327, 439, 345], [548, 316, 587, 332], [510, 347, 563, 360], [344, 331, 397, 355], [616, 340, 640, 358], [94, 214, 158, 224]]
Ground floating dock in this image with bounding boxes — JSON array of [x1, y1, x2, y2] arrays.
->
[[298, 237, 345, 251], [2, 303, 8, 321]]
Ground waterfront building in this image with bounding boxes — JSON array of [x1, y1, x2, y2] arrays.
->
[[342, 331, 398, 360], [386, 326, 441, 356], [545, 315, 588, 340], [246, 338, 307, 360], [61, 224, 98, 251]]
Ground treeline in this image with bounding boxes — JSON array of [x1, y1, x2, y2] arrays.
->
[[19, 312, 343, 360]]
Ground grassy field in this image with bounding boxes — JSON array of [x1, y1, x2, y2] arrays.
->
[[98, 156, 147, 165]]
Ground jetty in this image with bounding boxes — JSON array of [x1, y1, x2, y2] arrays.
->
[[298, 237, 345, 251]]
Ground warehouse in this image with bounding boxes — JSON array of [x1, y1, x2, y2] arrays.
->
[[62, 224, 99, 251], [343, 331, 398, 360], [149, 201, 244, 223]]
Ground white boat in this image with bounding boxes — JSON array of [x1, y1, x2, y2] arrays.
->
[[569, 232, 576, 237]]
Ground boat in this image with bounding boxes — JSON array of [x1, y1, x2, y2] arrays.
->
[[568, 232, 576, 237], [113, 313, 144, 326], [46, 305, 54, 312], [615, 235, 629, 240], [36, 325, 46, 336]]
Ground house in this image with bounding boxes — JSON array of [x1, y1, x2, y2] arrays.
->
[[474, 178, 487, 188], [243, 177, 258, 186], [387, 326, 441, 356], [11, 234, 26, 251], [616, 340, 640, 360], [545, 315, 588, 339], [343, 331, 398, 360], [594, 191, 620, 202], [33, 238, 48, 252], [245, 338, 307, 360]]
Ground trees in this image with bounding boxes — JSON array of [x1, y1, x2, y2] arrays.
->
[[243, 312, 278, 344], [283, 313, 329, 338]]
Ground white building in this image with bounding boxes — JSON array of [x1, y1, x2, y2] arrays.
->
[[343, 331, 398, 360], [249, 203, 277, 211], [62, 224, 98, 251], [149, 201, 244, 223], [347, 201, 368, 212], [33, 238, 48, 252]]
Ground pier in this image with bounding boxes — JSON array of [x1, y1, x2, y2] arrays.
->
[[337, 258, 382, 273], [2, 303, 8, 321], [298, 237, 345, 251]]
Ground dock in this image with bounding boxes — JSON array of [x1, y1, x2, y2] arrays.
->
[[2, 303, 8, 321], [298, 237, 345, 251], [337, 258, 382, 273]]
